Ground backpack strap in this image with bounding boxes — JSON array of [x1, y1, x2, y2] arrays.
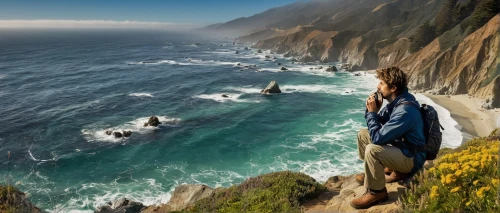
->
[[395, 101, 426, 154], [398, 101, 444, 130], [397, 101, 420, 110]]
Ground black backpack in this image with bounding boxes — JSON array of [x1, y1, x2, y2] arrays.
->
[[399, 101, 444, 160]]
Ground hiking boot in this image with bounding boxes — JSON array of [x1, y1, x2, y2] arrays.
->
[[350, 188, 389, 209], [384, 167, 393, 175], [356, 167, 393, 185], [385, 171, 409, 183], [355, 173, 365, 185]]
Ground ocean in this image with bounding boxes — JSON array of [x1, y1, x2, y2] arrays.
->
[[0, 29, 463, 212]]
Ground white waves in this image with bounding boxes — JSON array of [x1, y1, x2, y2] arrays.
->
[[129, 93, 153, 97], [273, 119, 365, 182], [193, 93, 260, 103], [414, 94, 463, 148], [280, 85, 339, 94], [81, 116, 181, 143], [128, 60, 178, 65], [28, 148, 58, 162]]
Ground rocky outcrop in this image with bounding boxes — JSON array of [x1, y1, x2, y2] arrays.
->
[[301, 175, 406, 213], [122, 131, 132, 137], [260, 81, 282, 94], [105, 130, 132, 138], [95, 198, 145, 213], [144, 116, 162, 127], [253, 28, 339, 63], [325, 66, 338, 72], [0, 185, 42, 213], [378, 38, 412, 68], [142, 184, 214, 213]]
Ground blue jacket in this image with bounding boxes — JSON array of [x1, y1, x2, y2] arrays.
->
[[364, 88, 426, 176]]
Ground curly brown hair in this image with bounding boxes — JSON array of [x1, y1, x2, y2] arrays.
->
[[375, 67, 408, 94]]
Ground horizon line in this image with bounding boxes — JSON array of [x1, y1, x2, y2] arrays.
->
[[0, 19, 204, 30]]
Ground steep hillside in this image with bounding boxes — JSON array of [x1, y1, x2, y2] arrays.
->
[[222, 0, 499, 107], [198, 1, 307, 37], [399, 15, 500, 106]]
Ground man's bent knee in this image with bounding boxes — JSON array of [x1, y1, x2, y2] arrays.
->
[[365, 144, 384, 157], [358, 128, 369, 138]]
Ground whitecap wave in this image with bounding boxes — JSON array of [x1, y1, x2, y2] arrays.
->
[[28, 148, 58, 162], [273, 119, 365, 181], [129, 93, 153, 97], [280, 85, 339, 94], [193, 93, 259, 103], [47, 178, 174, 213], [258, 65, 337, 77], [224, 86, 262, 94], [81, 116, 181, 143], [128, 60, 178, 65], [190, 169, 246, 188], [178, 59, 237, 66]]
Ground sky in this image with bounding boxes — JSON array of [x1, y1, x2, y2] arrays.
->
[[0, 0, 298, 29]]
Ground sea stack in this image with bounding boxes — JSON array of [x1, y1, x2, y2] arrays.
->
[[260, 81, 282, 94], [144, 116, 162, 127]]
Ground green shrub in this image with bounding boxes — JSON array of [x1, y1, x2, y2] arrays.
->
[[187, 171, 326, 213], [409, 21, 436, 53], [462, 0, 499, 35]]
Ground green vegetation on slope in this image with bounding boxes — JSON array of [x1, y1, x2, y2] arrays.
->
[[409, 21, 436, 53], [186, 171, 326, 213]]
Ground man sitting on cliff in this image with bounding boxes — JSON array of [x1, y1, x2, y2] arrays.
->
[[350, 67, 426, 209]]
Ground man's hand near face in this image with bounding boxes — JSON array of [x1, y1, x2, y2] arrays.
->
[[366, 94, 381, 113]]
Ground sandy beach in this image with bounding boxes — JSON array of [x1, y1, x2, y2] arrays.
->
[[426, 94, 500, 137]]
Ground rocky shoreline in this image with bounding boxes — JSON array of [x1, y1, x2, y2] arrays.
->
[[234, 12, 500, 109], [94, 172, 407, 213]]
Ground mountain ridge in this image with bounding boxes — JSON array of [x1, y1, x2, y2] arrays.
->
[[203, 0, 500, 107]]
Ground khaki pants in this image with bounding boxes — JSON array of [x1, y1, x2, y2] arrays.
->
[[357, 128, 414, 190]]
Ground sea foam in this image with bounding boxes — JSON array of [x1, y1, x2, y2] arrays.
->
[[414, 94, 463, 148], [129, 93, 153, 97], [81, 116, 181, 143]]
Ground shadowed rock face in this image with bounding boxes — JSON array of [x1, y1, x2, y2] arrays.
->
[[95, 198, 145, 213], [399, 15, 500, 107], [0, 186, 43, 213], [260, 81, 282, 94]]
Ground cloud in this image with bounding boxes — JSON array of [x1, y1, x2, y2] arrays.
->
[[0, 19, 199, 30]]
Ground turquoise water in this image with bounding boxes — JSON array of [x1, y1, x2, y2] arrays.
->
[[0, 30, 461, 211]]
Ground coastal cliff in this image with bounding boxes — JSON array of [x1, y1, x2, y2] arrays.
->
[[231, 0, 500, 107], [398, 15, 500, 107]]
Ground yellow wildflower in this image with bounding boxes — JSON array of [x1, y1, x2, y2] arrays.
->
[[492, 179, 499, 185], [445, 174, 455, 184], [429, 167, 436, 173], [430, 192, 438, 198], [473, 180, 479, 185], [450, 186, 461, 193], [466, 201, 472, 206], [476, 188, 484, 198], [472, 161, 480, 167], [454, 170, 462, 177]]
